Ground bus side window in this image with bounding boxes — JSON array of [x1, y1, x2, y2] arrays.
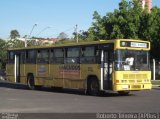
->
[[80, 46, 98, 64], [26, 50, 36, 64], [65, 47, 80, 64], [8, 51, 15, 64], [37, 49, 49, 64], [53, 49, 64, 64]]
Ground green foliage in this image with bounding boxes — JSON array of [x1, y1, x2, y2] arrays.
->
[[10, 30, 20, 39], [152, 80, 160, 85], [7, 39, 25, 48], [146, 7, 160, 59], [88, 11, 106, 41], [0, 39, 8, 69], [88, 0, 145, 40], [0, 30, 25, 69], [57, 32, 68, 40], [72, 30, 89, 41], [86, 0, 160, 59]]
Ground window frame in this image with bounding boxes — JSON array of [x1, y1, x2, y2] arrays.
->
[[37, 49, 49, 64], [80, 45, 99, 64], [64, 47, 80, 64], [26, 50, 36, 64], [8, 51, 15, 64], [50, 48, 64, 64]]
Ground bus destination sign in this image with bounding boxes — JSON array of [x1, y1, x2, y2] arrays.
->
[[130, 42, 147, 48], [120, 41, 149, 48]]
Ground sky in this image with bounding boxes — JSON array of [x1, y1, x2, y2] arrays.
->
[[0, 0, 160, 39]]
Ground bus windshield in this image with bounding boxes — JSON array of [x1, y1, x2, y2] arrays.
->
[[115, 50, 150, 71]]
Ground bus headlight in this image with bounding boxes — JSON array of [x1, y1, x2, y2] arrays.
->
[[121, 85, 129, 89]]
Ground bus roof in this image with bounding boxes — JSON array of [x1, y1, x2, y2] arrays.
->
[[7, 39, 150, 51]]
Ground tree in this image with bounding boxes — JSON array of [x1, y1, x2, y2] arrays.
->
[[87, 0, 160, 59], [72, 30, 89, 41], [57, 32, 68, 40], [0, 39, 8, 69], [88, 11, 106, 41], [10, 30, 20, 39], [7, 39, 25, 48], [88, 0, 144, 40], [141, 7, 160, 59]]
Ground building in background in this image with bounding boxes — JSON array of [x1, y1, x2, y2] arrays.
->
[[7, 37, 60, 47], [27, 38, 60, 46], [141, 0, 152, 13]]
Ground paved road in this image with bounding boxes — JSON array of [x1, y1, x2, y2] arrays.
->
[[0, 80, 160, 114]]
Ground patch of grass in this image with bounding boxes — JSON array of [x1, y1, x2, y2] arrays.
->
[[151, 80, 160, 85]]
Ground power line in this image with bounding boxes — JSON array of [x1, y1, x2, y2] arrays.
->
[[36, 27, 51, 37]]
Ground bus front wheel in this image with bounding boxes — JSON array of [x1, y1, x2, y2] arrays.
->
[[87, 79, 99, 96], [27, 74, 35, 90]]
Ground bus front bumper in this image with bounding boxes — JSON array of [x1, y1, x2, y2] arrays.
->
[[113, 83, 152, 91]]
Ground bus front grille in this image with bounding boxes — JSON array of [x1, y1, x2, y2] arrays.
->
[[123, 74, 147, 80]]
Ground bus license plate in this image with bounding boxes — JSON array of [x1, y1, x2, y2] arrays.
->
[[132, 85, 141, 89]]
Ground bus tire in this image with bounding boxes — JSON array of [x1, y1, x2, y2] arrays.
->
[[118, 91, 130, 95], [27, 74, 35, 90], [87, 78, 100, 96]]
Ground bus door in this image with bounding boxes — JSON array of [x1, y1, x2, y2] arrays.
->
[[101, 44, 114, 90], [14, 53, 20, 83]]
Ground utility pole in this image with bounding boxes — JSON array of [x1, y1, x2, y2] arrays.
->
[[75, 24, 78, 43], [24, 35, 27, 47], [25, 24, 37, 47]]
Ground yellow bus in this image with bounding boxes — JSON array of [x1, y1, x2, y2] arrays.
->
[[6, 39, 152, 95]]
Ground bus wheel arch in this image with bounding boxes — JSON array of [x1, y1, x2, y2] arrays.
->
[[86, 75, 100, 96], [27, 73, 35, 90]]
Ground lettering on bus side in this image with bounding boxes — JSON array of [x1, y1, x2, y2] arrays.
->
[[59, 65, 80, 76]]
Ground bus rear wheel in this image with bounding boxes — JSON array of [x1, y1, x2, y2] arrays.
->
[[87, 79, 99, 96], [27, 74, 35, 90]]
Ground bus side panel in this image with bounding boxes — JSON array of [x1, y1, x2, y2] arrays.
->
[[62, 64, 81, 89], [50, 64, 63, 87], [36, 64, 51, 86], [80, 64, 101, 89], [20, 64, 26, 84], [6, 64, 15, 82]]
